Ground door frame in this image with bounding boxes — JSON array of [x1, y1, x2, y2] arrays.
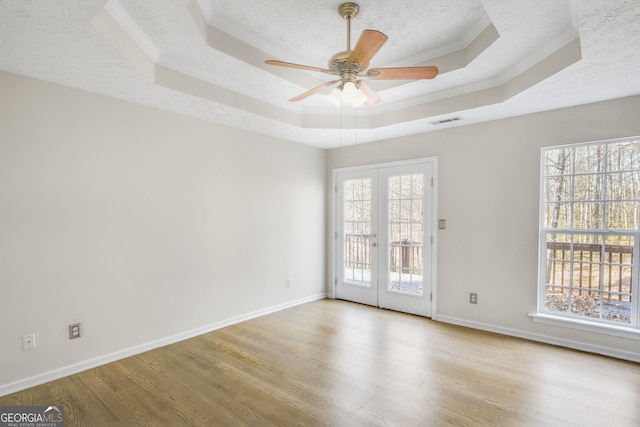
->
[[329, 156, 439, 318]]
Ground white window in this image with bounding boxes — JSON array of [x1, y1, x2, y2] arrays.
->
[[538, 137, 640, 330]]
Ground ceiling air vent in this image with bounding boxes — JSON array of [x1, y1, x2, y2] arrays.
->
[[430, 116, 463, 125]]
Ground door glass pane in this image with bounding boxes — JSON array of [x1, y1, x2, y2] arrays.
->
[[388, 174, 424, 296], [343, 178, 372, 286]]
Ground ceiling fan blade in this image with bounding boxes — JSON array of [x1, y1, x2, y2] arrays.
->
[[265, 60, 331, 74], [358, 81, 381, 106], [367, 66, 439, 80], [289, 80, 340, 102], [347, 29, 388, 69]]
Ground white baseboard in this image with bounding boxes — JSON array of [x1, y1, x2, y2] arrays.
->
[[0, 293, 327, 397], [435, 315, 640, 363]]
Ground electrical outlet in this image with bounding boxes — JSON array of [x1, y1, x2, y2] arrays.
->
[[469, 293, 478, 304], [69, 323, 81, 340], [286, 277, 293, 288], [22, 333, 37, 351]]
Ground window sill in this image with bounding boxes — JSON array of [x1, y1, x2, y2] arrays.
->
[[530, 313, 640, 341]]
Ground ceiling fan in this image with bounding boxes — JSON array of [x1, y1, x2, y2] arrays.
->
[[265, 2, 439, 107]]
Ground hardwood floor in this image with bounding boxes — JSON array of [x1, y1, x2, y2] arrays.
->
[[2, 299, 639, 426]]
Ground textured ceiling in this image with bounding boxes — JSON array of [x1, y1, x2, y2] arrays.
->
[[1, 0, 639, 149]]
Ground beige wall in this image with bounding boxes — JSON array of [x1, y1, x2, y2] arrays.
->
[[328, 94, 640, 360], [0, 71, 326, 392]]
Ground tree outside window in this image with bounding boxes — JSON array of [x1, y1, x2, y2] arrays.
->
[[540, 138, 640, 328]]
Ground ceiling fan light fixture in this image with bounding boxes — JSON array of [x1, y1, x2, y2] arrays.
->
[[327, 87, 343, 107], [351, 86, 368, 107], [328, 81, 368, 107], [342, 81, 360, 104]]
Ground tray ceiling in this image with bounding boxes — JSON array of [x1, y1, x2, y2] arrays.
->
[[1, 0, 639, 149]]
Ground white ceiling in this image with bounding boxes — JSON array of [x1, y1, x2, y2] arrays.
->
[[1, 0, 639, 149]]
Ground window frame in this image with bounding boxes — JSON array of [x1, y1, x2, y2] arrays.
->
[[535, 136, 640, 338]]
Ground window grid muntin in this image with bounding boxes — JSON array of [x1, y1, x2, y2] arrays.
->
[[541, 137, 640, 328], [543, 230, 635, 325], [343, 178, 373, 287], [387, 174, 424, 296]]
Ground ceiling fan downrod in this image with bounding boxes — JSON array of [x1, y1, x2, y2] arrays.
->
[[338, 2, 360, 51]]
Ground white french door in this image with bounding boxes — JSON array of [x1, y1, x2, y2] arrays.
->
[[334, 159, 436, 317]]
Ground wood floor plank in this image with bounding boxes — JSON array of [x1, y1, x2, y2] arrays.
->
[[1, 299, 639, 426]]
